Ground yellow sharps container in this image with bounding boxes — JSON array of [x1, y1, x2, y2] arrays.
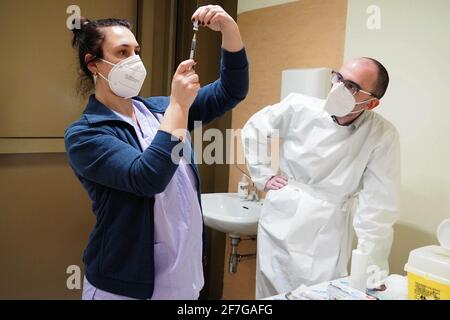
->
[[404, 245, 450, 300]]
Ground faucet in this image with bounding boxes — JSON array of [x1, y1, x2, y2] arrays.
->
[[247, 187, 259, 202], [233, 164, 259, 202]]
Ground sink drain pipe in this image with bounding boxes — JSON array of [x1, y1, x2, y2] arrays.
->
[[228, 235, 256, 274]]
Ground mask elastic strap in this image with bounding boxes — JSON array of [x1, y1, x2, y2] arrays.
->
[[99, 58, 116, 67], [347, 108, 365, 115], [355, 97, 376, 106], [348, 97, 376, 115], [96, 72, 109, 83], [93, 58, 114, 85]]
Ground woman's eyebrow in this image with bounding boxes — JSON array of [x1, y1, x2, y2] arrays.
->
[[115, 44, 141, 50]]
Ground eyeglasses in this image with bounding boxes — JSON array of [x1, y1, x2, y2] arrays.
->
[[331, 71, 378, 99]]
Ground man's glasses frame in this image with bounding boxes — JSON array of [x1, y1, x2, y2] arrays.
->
[[331, 70, 378, 99]]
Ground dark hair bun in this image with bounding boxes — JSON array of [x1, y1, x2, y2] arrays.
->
[[79, 17, 91, 28]]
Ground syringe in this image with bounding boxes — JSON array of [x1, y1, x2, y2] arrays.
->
[[189, 21, 199, 60]]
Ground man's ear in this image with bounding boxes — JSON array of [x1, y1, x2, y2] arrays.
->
[[85, 53, 98, 76], [367, 98, 380, 110]]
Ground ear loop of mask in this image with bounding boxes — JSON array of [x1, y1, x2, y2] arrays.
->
[[97, 72, 109, 83], [347, 97, 376, 115], [93, 59, 113, 85]]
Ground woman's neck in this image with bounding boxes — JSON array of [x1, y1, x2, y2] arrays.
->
[[95, 88, 134, 119]]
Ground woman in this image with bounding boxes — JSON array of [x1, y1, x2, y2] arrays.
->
[[65, 5, 248, 300]]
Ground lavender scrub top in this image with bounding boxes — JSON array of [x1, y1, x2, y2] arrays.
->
[[82, 99, 204, 300]]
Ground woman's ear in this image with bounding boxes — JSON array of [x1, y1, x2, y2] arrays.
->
[[85, 53, 98, 76]]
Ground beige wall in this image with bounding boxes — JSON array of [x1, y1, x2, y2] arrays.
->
[[0, 0, 137, 299], [0, 154, 94, 299], [0, 0, 137, 138], [238, 0, 298, 14], [224, 0, 348, 299], [344, 0, 450, 274]]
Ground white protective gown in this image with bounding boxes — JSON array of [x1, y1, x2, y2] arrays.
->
[[241, 93, 401, 299]]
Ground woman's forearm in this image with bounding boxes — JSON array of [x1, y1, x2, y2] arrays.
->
[[159, 102, 189, 141]]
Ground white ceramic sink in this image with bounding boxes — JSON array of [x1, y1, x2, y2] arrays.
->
[[201, 193, 263, 236]]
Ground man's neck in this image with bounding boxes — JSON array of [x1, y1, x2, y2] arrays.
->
[[334, 111, 365, 126]]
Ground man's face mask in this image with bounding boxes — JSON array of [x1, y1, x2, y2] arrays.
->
[[95, 55, 147, 99], [324, 82, 376, 117]]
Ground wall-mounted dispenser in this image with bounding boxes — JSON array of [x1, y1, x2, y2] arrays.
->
[[280, 67, 333, 100]]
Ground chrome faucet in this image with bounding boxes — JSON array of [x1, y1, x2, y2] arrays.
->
[[247, 186, 259, 202]]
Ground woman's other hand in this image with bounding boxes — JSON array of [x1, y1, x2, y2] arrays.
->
[[170, 59, 200, 110], [160, 59, 199, 140]]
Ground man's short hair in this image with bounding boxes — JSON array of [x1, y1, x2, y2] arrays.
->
[[363, 57, 389, 99]]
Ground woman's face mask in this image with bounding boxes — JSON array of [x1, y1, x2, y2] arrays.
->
[[95, 55, 147, 99], [324, 82, 376, 117]]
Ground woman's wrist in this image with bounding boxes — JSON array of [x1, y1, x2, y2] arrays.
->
[[221, 22, 244, 52], [168, 101, 189, 114], [160, 101, 189, 141]]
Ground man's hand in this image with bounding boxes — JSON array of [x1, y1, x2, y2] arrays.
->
[[264, 175, 289, 192], [191, 5, 244, 52]]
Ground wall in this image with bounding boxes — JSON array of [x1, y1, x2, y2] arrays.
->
[[0, 0, 137, 299], [344, 0, 450, 274], [0, 0, 138, 138], [0, 154, 94, 299], [224, 0, 348, 299], [238, 0, 298, 14]]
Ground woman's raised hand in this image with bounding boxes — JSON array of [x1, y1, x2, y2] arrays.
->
[[191, 5, 243, 52], [191, 5, 237, 32]]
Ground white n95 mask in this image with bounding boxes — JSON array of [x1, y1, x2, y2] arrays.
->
[[97, 55, 147, 99], [324, 82, 374, 117]]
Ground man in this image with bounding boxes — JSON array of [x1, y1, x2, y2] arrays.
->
[[241, 58, 400, 299]]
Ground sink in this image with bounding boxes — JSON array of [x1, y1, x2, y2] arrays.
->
[[201, 193, 263, 236]]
